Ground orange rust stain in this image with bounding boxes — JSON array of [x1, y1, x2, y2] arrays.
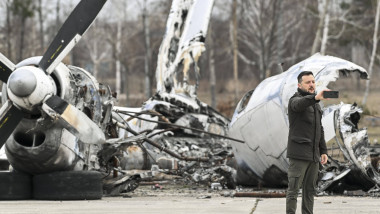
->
[[61, 105, 80, 128], [127, 145, 142, 153]]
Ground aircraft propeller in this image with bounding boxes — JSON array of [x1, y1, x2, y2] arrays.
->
[[0, 0, 107, 148]]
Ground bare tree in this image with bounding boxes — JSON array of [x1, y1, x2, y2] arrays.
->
[[141, 0, 152, 99], [1, 0, 378, 110], [238, 0, 297, 81], [11, 0, 35, 61], [6, 0, 13, 59], [13, 0, 35, 61], [37, 0, 44, 52], [362, 0, 380, 105], [102, 1, 130, 96], [275, 0, 284, 71], [232, 0, 239, 102], [320, 1, 330, 55], [207, 22, 216, 108], [83, 20, 110, 80], [115, 12, 122, 96], [311, 0, 329, 55], [316, 0, 354, 55]]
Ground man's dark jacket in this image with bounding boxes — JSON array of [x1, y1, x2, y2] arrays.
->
[[287, 88, 327, 162]]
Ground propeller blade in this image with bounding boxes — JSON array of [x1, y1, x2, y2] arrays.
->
[[42, 96, 105, 144], [0, 101, 24, 147], [39, 0, 107, 74], [0, 53, 16, 83]]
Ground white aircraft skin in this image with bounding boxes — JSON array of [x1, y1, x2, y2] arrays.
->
[[1, 56, 111, 174], [0, 0, 217, 177], [0, 0, 228, 200], [228, 54, 380, 188], [0, 0, 109, 179], [0, 146, 6, 161], [156, 0, 214, 96], [2, 0, 378, 195]]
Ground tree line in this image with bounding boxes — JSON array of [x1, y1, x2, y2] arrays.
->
[[0, 0, 379, 110]]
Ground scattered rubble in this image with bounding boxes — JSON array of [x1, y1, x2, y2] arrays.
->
[[98, 92, 238, 194], [1, 0, 379, 200], [120, 177, 288, 199], [316, 103, 380, 195], [97, 89, 380, 197]]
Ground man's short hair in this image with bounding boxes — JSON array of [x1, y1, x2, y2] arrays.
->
[[297, 71, 314, 83]]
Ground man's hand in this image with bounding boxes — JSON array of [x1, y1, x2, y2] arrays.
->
[[315, 89, 330, 101], [321, 154, 328, 165]]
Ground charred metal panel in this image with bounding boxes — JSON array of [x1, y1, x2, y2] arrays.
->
[[108, 90, 235, 189], [156, 0, 214, 96], [334, 104, 380, 185], [156, 0, 194, 93]]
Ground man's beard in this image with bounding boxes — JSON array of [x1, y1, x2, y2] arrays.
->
[[307, 87, 315, 93], [299, 86, 315, 95]]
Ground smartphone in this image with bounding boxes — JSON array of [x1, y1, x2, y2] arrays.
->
[[323, 91, 339, 98]]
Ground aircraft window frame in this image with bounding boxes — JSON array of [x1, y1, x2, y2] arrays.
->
[[237, 89, 254, 114]]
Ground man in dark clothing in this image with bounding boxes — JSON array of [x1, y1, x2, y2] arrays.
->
[[286, 71, 328, 214]]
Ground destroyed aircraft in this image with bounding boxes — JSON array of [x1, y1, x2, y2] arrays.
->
[[0, 0, 238, 200], [0, 0, 116, 200], [1, 0, 376, 200], [100, 0, 239, 190], [109, 1, 380, 195], [228, 53, 380, 194]]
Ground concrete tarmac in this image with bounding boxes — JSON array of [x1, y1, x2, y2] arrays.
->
[[0, 196, 379, 214]]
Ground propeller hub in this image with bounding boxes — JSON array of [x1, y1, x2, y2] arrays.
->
[[8, 67, 37, 97], [7, 66, 57, 112]]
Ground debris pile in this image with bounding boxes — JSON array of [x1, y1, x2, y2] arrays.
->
[[98, 92, 238, 194], [317, 103, 380, 195], [98, 94, 380, 196]]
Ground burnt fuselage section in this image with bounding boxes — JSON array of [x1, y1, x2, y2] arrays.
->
[[228, 54, 379, 191]]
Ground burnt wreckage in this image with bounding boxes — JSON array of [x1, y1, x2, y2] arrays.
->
[[104, 0, 380, 195], [228, 54, 380, 194], [0, 0, 238, 200], [0, 0, 111, 200], [99, 0, 238, 192], [0, 0, 379, 200]]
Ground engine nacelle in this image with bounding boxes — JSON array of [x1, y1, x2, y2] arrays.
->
[[2, 56, 113, 174]]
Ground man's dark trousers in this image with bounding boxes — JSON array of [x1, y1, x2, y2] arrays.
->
[[286, 158, 319, 214]]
